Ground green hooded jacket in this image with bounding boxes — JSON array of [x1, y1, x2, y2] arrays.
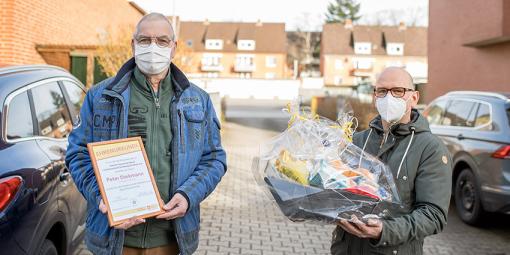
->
[[331, 110, 453, 255]]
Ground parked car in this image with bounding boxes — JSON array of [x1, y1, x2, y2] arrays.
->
[[0, 65, 87, 254], [423, 91, 510, 225]]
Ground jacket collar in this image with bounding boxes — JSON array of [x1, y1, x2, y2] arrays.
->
[[369, 109, 430, 136]]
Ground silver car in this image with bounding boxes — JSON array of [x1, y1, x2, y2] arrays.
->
[[423, 91, 510, 225]]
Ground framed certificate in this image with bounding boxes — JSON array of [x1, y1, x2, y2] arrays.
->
[[87, 137, 164, 226]]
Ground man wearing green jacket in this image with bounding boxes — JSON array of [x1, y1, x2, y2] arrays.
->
[[331, 67, 452, 255]]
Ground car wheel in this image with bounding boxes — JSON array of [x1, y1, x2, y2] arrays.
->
[[39, 239, 58, 255], [454, 169, 484, 225]]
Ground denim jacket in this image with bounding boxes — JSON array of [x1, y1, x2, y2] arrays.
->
[[65, 58, 227, 255]]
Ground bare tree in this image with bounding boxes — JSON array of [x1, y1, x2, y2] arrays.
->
[[95, 26, 133, 79], [358, 6, 428, 26], [288, 13, 322, 77]]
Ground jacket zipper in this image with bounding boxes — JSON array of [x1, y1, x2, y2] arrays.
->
[[141, 89, 161, 248], [178, 109, 185, 152]]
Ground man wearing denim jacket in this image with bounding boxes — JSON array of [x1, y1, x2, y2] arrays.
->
[[66, 13, 226, 255]]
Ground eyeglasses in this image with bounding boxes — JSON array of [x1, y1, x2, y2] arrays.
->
[[374, 87, 414, 98], [135, 36, 174, 48]]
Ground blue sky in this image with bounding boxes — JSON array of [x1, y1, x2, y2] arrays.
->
[[133, 0, 428, 30]]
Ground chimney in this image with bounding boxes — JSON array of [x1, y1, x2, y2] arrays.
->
[[204, 18, 210, 26], [344, 19, 353, 30], [399, 21, 406, 31], [256, 19, 263, 27]]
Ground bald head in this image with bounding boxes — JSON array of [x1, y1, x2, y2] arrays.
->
[[133, 12, 175, 39], [376, 67, 414, 90]]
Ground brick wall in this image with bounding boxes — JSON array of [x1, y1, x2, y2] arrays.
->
[[428, 0, 510, 102], [0, 0, 143, 66], [0, 0, 15, 66]]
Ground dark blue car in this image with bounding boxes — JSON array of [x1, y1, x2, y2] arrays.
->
[[0, 65, 87, 255]]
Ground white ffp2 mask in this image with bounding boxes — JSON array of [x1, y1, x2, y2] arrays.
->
[[134, 43, 172, 75], [375, 94, 410, 123]]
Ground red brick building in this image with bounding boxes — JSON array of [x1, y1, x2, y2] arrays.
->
[[427, 0, 510, 102], [0, 0, 145, 86]]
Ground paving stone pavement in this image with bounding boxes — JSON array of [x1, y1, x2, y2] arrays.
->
[[195, 122, 334, 255], [76, 121, 510, 255]]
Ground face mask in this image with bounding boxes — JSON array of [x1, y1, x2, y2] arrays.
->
[[375, 94, 411, 123], [134, 42, 172, 75]]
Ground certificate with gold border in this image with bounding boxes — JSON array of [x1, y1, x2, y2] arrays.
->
[[87, 137, 164, 226]]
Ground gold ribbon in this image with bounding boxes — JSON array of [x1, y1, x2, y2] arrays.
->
[[285, 103, 354, 142]]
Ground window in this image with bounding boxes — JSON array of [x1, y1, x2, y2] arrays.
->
[[334, 76, 342, 85], [406, 62, 428, 79], [335, 59, 343, 70], [424, 99, 447, 125], [238, 40, 256, 51], [266, 56, 277, 68], [352, 58, 373, 69], [385, 61, 403, 67], [205, 39, 223, 50], [442, 100, 477, 127], [354, 42, 371, 55], [206, 72, 219, 78], [70, 55, 87, 85], [386, 43, 404, 56], [31, 82, 73, 139], [62, 80, 86, 125], [236, 54, 254, 66], [6, 91, 33, 140], [202, 53, 222, 66], [239, 73, 251, 79], [474, 103, 492, 130]]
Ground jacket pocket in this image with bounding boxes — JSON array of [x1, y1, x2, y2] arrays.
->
[[177, 206, 200, 236], [366, 245, 399, 255], [85, 230, 109, 252], [183, 109, 205, 123], [182, 109, 206, 151], [366, 239, 423, 255], [394, 159, 412, 208]]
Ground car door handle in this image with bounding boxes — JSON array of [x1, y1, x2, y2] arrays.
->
[[457, 134, 465, 140], [60, 172, 71, 182]]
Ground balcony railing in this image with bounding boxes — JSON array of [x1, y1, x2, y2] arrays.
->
[[349, 67, 373, 77], [201, 64, 224, 72], [234, 64, 256, 72]]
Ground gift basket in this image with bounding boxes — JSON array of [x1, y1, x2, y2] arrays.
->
[[254, 103, 401, 224]]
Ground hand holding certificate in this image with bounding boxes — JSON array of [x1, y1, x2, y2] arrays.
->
[[87, 137, 165, 226]]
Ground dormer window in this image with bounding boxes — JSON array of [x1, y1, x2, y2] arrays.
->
[[387, 43, 404, 56], [237, 40, 255, 50], [205, 39, 223, 50], [354, 42, 371, 55]]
